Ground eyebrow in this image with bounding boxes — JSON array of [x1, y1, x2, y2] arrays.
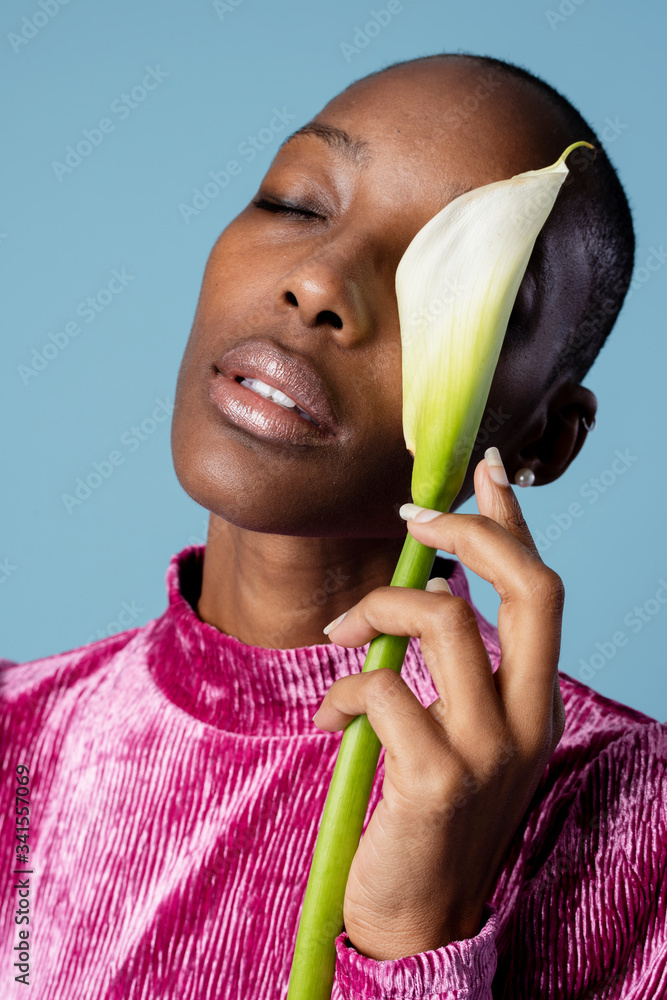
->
[[278, 122, 371, 165]]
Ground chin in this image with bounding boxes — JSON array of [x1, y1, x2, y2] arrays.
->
[[170, 449, 403, 540], [170, 406, 413, 540]]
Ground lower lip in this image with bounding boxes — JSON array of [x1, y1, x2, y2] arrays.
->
[[208, 373, 335, 445]]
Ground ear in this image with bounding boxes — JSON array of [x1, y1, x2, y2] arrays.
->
[[513, 380, 597, 486]]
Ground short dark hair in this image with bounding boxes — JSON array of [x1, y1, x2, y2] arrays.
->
[[356, 53, 635, 386]]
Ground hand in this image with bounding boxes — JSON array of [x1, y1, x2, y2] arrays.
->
[[312, 453, 566, 961]]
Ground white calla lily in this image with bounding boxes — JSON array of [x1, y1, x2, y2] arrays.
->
[[398, 140, 593, 511]]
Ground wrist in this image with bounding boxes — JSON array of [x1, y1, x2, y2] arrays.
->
[[346, 904, 487, 961]]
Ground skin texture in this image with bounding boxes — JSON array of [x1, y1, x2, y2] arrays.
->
[[170, 56, 597, 956]]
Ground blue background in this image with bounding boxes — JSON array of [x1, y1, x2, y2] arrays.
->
[[2, 0, 665, 720]]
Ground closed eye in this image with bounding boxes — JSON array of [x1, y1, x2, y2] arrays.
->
[[252, 197, 323, 220]]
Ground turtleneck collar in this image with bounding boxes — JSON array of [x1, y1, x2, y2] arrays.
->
[[145, 546, 500, 737]]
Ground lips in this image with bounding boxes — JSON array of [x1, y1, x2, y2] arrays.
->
[[215, 341, 339, 433]]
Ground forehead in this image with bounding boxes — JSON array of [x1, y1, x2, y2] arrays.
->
[[277, 62, 567, 200]]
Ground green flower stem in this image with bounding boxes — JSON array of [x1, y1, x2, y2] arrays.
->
[[287, 531, 438, 999]]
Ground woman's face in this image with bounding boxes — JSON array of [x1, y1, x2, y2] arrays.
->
[[172, 64, 568, 539]]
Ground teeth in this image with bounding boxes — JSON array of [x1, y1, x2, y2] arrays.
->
[[239, 378, 315, 422], [272, 388, 297, 408], [249, 379, 275, 399]]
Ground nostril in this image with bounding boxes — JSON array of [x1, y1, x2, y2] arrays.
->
[[318, 310, 343, 330], [285, 291, 298, 306]]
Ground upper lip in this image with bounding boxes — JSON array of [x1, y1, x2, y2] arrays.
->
[[215, 341, 339, 432]]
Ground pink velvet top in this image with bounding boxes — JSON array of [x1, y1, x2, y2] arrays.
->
[[2, 545, 666, 999]]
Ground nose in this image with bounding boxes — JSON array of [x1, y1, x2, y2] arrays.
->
[[273, 246, 376, 347]]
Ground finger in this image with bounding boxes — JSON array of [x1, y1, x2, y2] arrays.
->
[[323, 584, 503, 735], [312, 668, 449, 777], [401, 509, 563, 743], [475, 448, 540, 558]]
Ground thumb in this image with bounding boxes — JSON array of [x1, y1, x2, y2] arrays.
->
[[474, 448, 541, 559]]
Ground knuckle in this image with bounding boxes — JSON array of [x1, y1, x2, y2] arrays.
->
[[356, 587, 384, 617], [523, 567, 565, 611], [366, 585, 395, 603], [368, 667, 403, 708], [506, 506, 530, 535], [420, 757, 458, 802], [361, 585, 401, 626], [476, 728, 516, 777], [436, 595, 477, 636], [427, 696, 448, 725], [467, 513, 494, 541]]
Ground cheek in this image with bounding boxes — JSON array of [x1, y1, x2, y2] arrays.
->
[[197, 227, 276, 333], [481, 359, 535, 454]]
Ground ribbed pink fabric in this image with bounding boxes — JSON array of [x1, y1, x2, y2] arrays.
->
[[1, 545, 666, 999]]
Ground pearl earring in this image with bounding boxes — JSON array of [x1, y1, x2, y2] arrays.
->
[[515, 468, 536, 487]]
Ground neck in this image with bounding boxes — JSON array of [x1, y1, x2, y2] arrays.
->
[[197, 514, 410, 648]]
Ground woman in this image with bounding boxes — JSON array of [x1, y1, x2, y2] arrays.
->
[[2, 53, 665, 999]]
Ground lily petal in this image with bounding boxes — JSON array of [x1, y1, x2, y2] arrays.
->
[[396, 141, 593, 510]]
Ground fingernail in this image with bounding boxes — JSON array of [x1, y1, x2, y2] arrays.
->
[[399, 503, 442, 523], [484, 447, 509, 487], [323, 610, 348, 636], [425, 576, 452, 594]]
